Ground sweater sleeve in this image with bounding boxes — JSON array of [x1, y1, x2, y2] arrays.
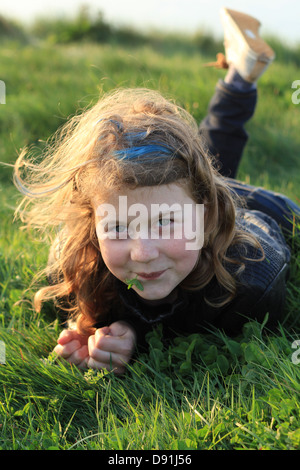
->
[[211, 210, 291, 335], [211, 261, 289, 335]]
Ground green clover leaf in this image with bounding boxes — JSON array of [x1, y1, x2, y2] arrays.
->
[[125, 276, 144, 291]]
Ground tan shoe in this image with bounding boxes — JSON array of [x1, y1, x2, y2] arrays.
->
[[220, 7, 275, 82]]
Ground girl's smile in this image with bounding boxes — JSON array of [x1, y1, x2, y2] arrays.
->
[[136, 269, 167, 280], [94, 183, 202, 301]]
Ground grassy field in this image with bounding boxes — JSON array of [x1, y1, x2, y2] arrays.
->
[[0, 18, 300, 451]]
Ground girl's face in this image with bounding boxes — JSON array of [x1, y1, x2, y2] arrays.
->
[[94, 183, 202, 302]]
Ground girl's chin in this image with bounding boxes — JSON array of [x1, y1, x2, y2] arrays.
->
[[134, 286, 178, 304]]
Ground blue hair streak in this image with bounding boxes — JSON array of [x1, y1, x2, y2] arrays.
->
[[114, 143, 174, 161], [115, 129, 175, 161], [97, 119, 176, 161]]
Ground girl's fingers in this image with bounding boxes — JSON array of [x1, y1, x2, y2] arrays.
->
[[93, 328, 133, 356], [87, 355, 126, 374], [53, 339, 89, 366], [86, 324, 135, 373], [54, 324, 134, 372], [57, 329, 89, 347], [70, 345, 89, 366], [54, 339, 80, 358], [57, 329, 79, 345], [88, 334, 128, 368], [89, 347, 123, 366]]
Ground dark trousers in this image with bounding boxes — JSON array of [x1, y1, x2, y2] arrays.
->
[[199, 79, 257, 178], [199, 80, 300, 237]]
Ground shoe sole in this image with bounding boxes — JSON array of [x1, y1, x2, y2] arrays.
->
[[220, 7, 275, 81]]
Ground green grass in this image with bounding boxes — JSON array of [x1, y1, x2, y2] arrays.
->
[[1, 25, 300, 450]]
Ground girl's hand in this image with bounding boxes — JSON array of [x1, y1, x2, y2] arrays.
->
[[87, 321, 136, 374], [53, 329, 89, 369]]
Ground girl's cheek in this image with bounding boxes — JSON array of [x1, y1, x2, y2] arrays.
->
[[163, 238, 200, 267], [160, 237, 190, 255], [99, 240, 128, 268]]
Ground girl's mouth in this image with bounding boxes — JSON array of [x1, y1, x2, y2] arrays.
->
[[137, 270, 167, 280]]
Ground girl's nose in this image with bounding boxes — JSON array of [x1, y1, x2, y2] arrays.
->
[[130, 238, 160, 263]]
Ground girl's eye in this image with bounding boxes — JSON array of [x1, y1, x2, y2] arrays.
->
[[107, 224, 128, 238], [115, 225, 127, 233], [158, 218, 173, 227]]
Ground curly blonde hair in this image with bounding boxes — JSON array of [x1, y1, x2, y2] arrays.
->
[[14, 88, 263, 334]]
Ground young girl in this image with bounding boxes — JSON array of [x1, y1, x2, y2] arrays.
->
[[13, 9, 297, 374]]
